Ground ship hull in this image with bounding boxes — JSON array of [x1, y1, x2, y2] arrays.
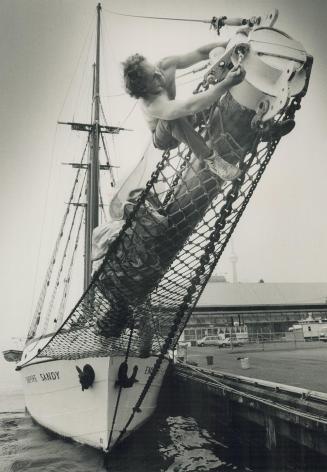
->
[[20, 354, 169, 451]]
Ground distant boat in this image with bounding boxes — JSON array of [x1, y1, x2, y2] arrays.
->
[[288, 314, 327, 340], [4, 4, 312, 454], [3, 350, 22, 363]]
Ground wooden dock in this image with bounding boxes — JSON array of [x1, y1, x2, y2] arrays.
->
[[172, 344, 327, 459]]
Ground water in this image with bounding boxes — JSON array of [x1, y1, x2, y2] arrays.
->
[[1, 387, 326, 472], [0, 389, 251, 472]]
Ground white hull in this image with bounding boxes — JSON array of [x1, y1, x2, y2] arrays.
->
[[20, 354, 169, 450]]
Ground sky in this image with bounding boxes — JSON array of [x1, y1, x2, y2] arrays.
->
[[0, 0, 326, 387]]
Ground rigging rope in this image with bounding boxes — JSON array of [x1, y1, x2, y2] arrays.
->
[[100, 102, 118, 187], [41, 168, 88, 334], [118, 101, 138, 126], [107, 320, 136, 449], [58, 12, 96, 123], [27, 125, 61, 337], [99, 191, 107, 223], [29, 13, 98, 336], [100, 134, 116, 188], [57, 208, 85, 326], [103, 8, 211, 25], [176, 62, 210, 79], [27, 139, 90, 340]]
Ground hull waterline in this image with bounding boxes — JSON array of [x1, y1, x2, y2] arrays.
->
[[19, 352, 169, 451]]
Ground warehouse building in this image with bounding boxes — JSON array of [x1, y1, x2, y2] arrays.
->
[[181, 280, 327, 343]]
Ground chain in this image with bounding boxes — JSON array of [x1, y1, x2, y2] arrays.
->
[[107, 320, 136, 450], [31, 150, 171, 363], [113, 92, 303, 450]]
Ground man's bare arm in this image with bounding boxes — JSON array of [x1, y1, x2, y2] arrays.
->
[[147, 65, 245, 120], [160, 41, 228, 70]]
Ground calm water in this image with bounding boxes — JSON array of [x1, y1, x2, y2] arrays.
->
[[0, 389, 251, 472], [1, 387, 325, 472]]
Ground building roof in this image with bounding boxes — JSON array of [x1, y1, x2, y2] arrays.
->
[[197, 282, 327, 307]]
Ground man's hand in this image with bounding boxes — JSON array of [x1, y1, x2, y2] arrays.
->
[[236, 25, 252, 36], [225, 65, 246, 87]]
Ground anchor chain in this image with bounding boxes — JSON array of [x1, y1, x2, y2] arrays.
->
[[113, 92, 303, 450]]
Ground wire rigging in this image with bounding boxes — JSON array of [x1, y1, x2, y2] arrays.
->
[[99, 102, 118, 186], [41, 163, 88, 335], [119, 101, 138, 126], [58, 11, 97, 123], [57, 207, 85, 326], [27, 138, 90, 340], [102, 7, 211, 25]]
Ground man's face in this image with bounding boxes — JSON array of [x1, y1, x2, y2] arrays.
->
[[142, 60, 165, 96]]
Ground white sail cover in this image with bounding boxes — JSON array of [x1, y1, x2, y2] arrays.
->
[[109, 142, 167, 220]]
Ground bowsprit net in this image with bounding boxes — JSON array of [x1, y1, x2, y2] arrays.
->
[[34, 85, 305, 363]]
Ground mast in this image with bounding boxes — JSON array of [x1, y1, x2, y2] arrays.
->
[[84, 2, 101, 289], [27, 3, 132, 340], [58, 2, 130, 291]]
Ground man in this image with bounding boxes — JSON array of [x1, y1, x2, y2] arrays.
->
[[123, 42, 246, 181]]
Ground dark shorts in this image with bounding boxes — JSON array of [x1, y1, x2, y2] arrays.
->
[[152, 120, 179, 151], [152, 117, 211, 160]]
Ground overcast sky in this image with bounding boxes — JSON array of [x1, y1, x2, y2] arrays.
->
[[0, 0, 326, 387]]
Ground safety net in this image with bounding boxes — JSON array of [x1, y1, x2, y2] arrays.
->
[[28, 57, 311, 365]]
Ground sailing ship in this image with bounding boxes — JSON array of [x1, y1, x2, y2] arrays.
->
[[4, 4, 312, 453]]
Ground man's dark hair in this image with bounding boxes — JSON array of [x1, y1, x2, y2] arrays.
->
[[122, 54, 148, 99]]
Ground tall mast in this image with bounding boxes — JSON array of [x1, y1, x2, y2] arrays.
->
[[84, 2, 101, 289], [59, 2, 130, 289]]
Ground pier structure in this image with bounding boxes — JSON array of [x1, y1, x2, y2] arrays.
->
[[171, 281, 327, 466], [172, 359, 327, 461]]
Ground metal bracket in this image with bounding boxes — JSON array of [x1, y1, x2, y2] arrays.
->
[[203, 42, 249, 87], [259, 9, 279, 28], [251, 61, 295, 123], [251, 100, 270, 130]]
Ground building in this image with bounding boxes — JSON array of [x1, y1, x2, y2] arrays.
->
[[181, 281, 327, 342]]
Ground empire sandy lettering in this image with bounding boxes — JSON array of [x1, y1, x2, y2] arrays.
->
[[25, 374, 37, 384], [39, 371, 60, 381]]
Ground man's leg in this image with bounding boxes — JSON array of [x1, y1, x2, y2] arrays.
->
[[167, 117, 212, 160], [154, 118, 240, 181]]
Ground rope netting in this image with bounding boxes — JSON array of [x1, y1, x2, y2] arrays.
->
[[31, 85, 305, 364]]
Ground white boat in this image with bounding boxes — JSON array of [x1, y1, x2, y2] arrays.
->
[[288, 313, 317, 332], [15, 4, 170, 451], [4, 4, 312, 454], [288, 314, 327, 340], [20, 336, 168, 449]]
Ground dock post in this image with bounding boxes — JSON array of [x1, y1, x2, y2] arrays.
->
[[265, 416, 277, 450]]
